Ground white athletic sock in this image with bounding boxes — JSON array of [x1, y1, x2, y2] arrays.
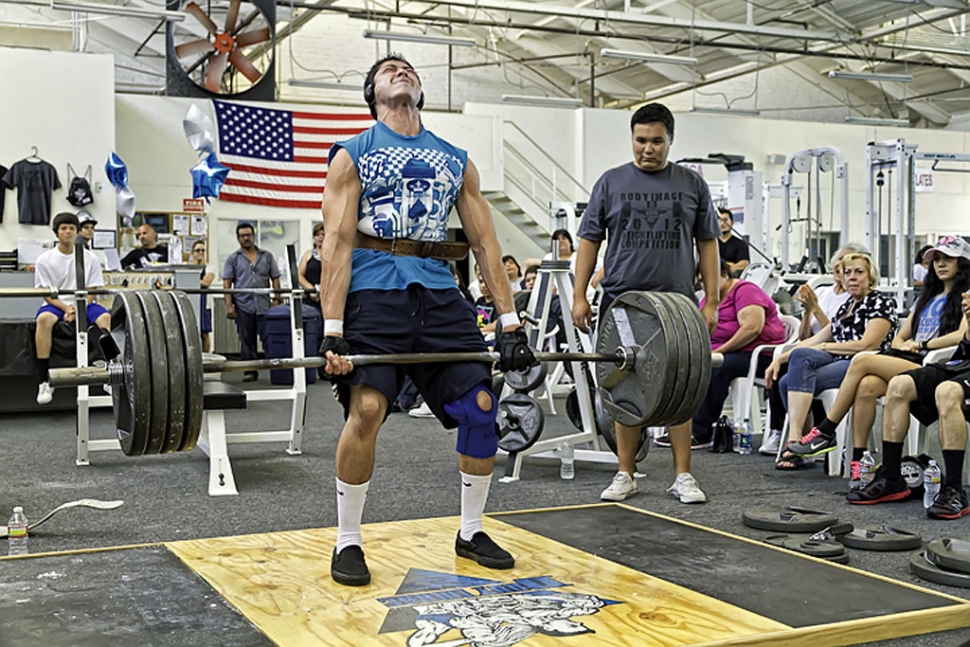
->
[[335, 478, 369, 553], [459, 471, 492, 541]]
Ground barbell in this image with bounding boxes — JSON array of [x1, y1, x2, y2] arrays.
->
[[39, 288, 720, 457]]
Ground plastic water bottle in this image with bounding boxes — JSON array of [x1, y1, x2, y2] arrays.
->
[[738, 418, 753, 455], [859, 451, 876, 487], [7, 507, 27, 556], [560, 441, 575, 480], [923, 460, 942, 509], [729, 417, 740, 453]]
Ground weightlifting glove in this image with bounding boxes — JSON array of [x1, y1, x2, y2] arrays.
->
[[319, 335, 351, 358], [496, 327, 537, 373]]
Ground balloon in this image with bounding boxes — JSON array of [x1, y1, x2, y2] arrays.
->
[[183, 104, 216, 154], [104, 152, 128, 189], [116, 186, 136, 219], [191, 152, 231, 201]]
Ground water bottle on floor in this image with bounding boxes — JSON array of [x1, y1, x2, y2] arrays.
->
[[738, 418, 753, 455], [859, 451, 876, 487], [560, 441, 575, 480], [923, 460, 942, 509], [7, 507, 27, 556], [729, 417, 740, 453]]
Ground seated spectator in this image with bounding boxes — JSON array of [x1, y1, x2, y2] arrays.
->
[[689, 260, 786, 447], [475, 269, 497, 335], [914, 244, 933, 288], [523, 265, 539, 291], [847, 303, 970, 517], [808, 236, 970, 485], [449, 263, 474, 303], [503, 255, 522, 293], [760, 242, 862, 455], [298, 222, 325, 310], [716, 208, 750, 275], [765, 252, 897, 470]]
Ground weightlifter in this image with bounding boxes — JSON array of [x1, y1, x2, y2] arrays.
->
[[572, 103, 721, 504], [319, 54, 537, 586], [34, 212, 111, 405]]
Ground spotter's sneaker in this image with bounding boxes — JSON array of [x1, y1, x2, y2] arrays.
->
[[667, 472, 707, 504], [845, 469, 910, 505], [408, 402, 436, 418], [331, 545, 370, 586], [600, 471, 638, 501], [455, 531, 514, 569], [927, 485, 970, 520], [36, 382, 54, 405]]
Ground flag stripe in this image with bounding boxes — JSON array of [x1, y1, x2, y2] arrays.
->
[[227, 178, 324, 193], [226, 169, 326, 186], [221, 192, 322, 209], [293, 125, 366, 136], [292, 111, 372, 121]]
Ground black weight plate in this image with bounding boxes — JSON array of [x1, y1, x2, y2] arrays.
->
[[110, 293, 152, 457], [134, 291, 168, 455], [653, 291, 702, 427], [595, 291, 668, 427], [496, 393, 545, 453], [825, 552, 850, 565], [170, 290, 204, 451], [492, 374, 505, 398], [665, 291, 712, 426], [643, 293, 684, 428], [765, 534, 847, 558], [594, 390, 649, 462], [926, 538, 970, 574], [152, 292, 186, 454], [565, 388, 583, 431], [838, 525, 922, 551], [505, 362, 548, 393], [910, 551, 970, 589], [901, 455, 926, 495], [742, 505, 838, 533]]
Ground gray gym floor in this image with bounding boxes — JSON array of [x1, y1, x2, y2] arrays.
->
[[2, 373, 969, 646]]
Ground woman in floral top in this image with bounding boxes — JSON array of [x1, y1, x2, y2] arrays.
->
[[764, 253, 897, 470]]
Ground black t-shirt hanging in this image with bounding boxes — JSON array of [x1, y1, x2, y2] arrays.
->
[[0, 164, 7, 224], [1, 160, 62, 225]]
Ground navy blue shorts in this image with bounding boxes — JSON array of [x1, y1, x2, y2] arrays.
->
[[334, 286, 491, 427], [36, 302, 110, 326]]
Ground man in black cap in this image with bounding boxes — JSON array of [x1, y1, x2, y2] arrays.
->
[[76, 211, 97, 249]]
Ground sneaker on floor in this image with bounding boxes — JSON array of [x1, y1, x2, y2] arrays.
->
[[455, 531, 514, 569], [36, 381, 54, 405], [667, 472, 707, 504], [927, 485, 970, 520], [759, 430, 782, 456], [847, 460, 863, 491], [653, 433, 671, 447], [600, 471, 638, 501], [787, 427, 838, 457], [331, 545, 371, 586], [846, 469, 910, 505], [691, 434, 713, 450], [408, 402, 435, 418]]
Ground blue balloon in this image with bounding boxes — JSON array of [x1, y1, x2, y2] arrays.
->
[[105, 152, 128, 189], [191, 152, 231, 201]]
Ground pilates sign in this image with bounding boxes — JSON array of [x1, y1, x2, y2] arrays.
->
[[915, 168, 934, 193]]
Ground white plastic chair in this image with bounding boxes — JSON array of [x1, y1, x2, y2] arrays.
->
[[729, 314, 800, 434]]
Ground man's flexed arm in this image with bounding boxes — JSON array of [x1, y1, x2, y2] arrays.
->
[[320, 149, 361, 328]]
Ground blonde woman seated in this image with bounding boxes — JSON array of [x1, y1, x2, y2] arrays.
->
[[800, 237, 970, 481], [764, 253, 897, 470]]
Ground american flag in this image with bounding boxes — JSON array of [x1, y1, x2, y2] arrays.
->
[[213, 99, 372, 209]]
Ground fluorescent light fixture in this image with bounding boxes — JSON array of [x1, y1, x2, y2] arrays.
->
[[845, 116, 909, 127], [50, 0, 186, 21], [828, 70, 913, 83], [501, 94, 583, 108], [689, 106, 761, 117], [600, 48, 697, 66], [362, 29, 475, 47], [287, 79, 357, 91]]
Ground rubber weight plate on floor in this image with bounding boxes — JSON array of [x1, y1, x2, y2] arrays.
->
[[838, 525, 922, 551], [133, 291, 169, 455], [926, 538, 970, 574], [170, 290, 204, 452], [152, 291, 186, 454], [109, 292, 152, 457], [765, 534, 847, 559], [901, 455, 927, 496], [910, 551, 970, 588], [496, 393, 545, 453], [742, 506, 838, 533]]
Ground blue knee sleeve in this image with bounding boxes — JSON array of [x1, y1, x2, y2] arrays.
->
[[443, 384, 497, 459]]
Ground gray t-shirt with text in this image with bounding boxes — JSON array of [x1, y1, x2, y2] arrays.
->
[[577, 162, 719, 300]]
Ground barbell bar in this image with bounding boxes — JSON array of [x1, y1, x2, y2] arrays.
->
[[0, 287, 297, 298]]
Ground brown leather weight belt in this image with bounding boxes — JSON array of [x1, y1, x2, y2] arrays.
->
[[354, 233, 469, 261]]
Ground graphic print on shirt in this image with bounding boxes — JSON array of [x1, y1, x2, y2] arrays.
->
[[357, 146, 464, 242], [915, 294, 947, 340], [618, 191, 685, 252]]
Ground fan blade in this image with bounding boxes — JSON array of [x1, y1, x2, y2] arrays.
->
[[225, 0, 240, 33], [175, 38, 214, 59], [229, 50, 261, 84], [235, 27, 271, 48], [206, 51, 229, 93], [185, 2, 219, 36]]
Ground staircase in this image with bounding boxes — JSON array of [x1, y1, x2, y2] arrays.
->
[[483, 189, 551, 251]]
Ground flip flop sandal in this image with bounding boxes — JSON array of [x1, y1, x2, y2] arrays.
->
[[776, 453, 816, 471]]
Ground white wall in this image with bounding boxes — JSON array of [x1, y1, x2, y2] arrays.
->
[[0, 48, 115, 249]]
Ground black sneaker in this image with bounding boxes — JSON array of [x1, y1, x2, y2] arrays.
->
[[331, 545, 371, 586], [455, 532, 514, 569], [846, 469, 911, 505], [653, 433, 671, 447], [927, 485, 970, 520], [691, 434, 713, 450]]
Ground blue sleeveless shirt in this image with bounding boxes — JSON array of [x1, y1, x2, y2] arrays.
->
[[329, 120, 467, 292]]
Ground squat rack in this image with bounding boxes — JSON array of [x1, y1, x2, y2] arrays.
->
[[780, 147, 849, 271]]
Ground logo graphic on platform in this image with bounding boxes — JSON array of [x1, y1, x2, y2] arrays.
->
[[377, 569, 620, 646]]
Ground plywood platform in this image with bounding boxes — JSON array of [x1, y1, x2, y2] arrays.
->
[[2, 503, 969, 646]]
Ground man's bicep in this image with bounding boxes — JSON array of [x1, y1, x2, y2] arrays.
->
[[322, 150, 361, 236]]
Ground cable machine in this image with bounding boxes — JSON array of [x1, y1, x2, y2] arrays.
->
[[780, 147, 849, 270]]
